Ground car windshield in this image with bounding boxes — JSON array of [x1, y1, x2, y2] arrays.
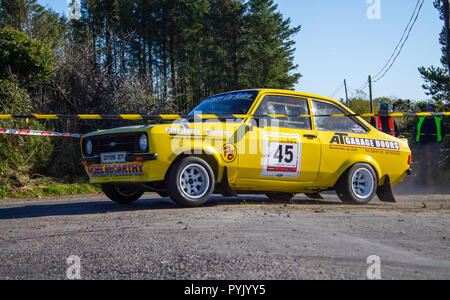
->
[[189, 91, 258, 115]]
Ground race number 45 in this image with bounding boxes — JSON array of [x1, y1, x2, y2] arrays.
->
[[271, 143, 295, 164], [262, 133, 301, 178]]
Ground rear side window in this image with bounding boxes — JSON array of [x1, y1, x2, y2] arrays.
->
[[254, 95, 311, 130], [311, 100, 367, 134]]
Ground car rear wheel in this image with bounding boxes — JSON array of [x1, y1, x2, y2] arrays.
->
[[101, 184, 144, 204], [265, 192, 295, 202], [335, 163, 378, 205], [166, 157, 215, 207]]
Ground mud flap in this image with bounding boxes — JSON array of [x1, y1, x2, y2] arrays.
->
[[376, 175, 396, 203], [304, 193, 323, 200], [215, 167, 238, 197]]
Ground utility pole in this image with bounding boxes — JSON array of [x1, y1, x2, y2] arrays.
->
[[368, 75, 374, 113], [344, 79, 349, 106], [443, 0, 450, 77]]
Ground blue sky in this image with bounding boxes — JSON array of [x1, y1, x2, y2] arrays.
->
[[38, 0, 443, 101]]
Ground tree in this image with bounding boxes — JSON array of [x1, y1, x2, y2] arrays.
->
[[69, 0, 303, 111], [0, 0, 28, 30], [243, 0, 301, 89], [418, 0, 449, 106], [0, 27, 52, 86], [0, 0, 68, 49]]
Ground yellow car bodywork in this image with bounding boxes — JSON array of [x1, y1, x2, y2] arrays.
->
[[80, 89, 411, 195]]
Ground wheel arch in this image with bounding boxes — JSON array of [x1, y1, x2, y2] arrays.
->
[[332, 155, 382, 188], [165, 149, 223, 183]]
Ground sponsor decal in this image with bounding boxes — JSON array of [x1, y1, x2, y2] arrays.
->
[[351, 124, 366, 134], [88, 163, 144, 178], [261, 133, 301, 178], [165, 127, 201, 135], [330, 133, 399, 151], [222, 144, 237, 163], [165, 127, 229, 136], [205, 129, 230, 136]]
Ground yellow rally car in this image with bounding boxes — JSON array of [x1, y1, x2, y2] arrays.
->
[[80, 89, 412, 206]]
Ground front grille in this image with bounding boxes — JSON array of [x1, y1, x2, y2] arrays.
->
[[82, 132, 148, 157]]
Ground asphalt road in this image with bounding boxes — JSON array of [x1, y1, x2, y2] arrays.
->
[[0, 182, 449, 280]]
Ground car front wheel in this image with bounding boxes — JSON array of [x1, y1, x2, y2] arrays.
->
[[101, 184, 144, 204], [166, 157, 215, 207], [335, 163, 378, 205]]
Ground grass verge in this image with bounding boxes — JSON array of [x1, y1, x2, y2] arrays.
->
[[0, 176, 102, 199]]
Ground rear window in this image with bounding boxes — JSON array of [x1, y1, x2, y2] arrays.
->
[[311, 100, 367, 134]]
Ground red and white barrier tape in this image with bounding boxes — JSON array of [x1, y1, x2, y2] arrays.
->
[[0, 128, 83, 139]]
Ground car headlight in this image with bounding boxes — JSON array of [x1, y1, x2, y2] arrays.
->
[[85, 139, 93, 155], [139, 134, 148, 152]]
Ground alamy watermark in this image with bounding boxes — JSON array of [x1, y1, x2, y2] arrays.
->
[[366, 0, 381, 20], [66, 255, 81, 280], [67, 0, 81, 21], [366, 255, 381, 279]]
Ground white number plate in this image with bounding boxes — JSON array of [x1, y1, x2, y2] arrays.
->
[[261, 133, 302, 178], [100, 152, 127, 163]]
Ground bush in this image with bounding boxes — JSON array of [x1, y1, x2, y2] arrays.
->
[[0, 27, 52, 86], [0, 78, 54, 190]]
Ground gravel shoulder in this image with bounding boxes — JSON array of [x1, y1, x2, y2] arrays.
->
[[0, 186, 449, 280]]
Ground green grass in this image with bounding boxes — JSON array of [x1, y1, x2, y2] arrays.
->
[[0, 177, 102, 199]]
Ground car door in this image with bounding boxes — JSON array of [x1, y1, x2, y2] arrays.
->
[[235, 93, 321, 188], [310, 99, 370, 182]]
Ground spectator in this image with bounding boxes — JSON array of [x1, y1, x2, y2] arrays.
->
[[370, 103, 400, 137], [414, 103, 446, 184]]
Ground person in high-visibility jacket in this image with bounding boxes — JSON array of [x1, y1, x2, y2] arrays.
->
[[370, 103, 400, 136], [414, 103, 446, 184]]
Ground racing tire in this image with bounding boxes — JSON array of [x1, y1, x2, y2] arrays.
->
[[265, 192, 295, 202], [166, 157, 215, 207], [335, 163, 378, 205], [101, 184, 144, 204]]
